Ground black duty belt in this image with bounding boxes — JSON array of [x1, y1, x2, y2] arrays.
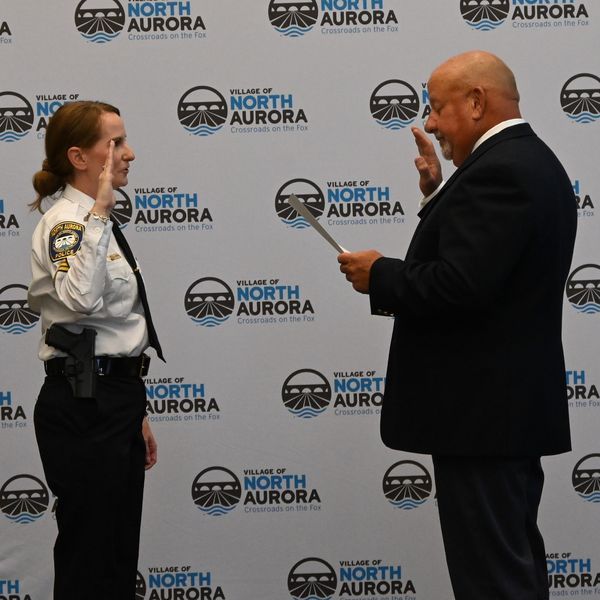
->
[[45, 354, 150, 378]]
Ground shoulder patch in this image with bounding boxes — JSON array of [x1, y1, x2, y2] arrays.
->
[[49, 221, 85, 263]]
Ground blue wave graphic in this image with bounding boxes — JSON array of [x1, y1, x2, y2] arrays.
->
[[184, 124, 224, 137], [0, 131, 29, 142], [567, 112, 600, 124], [276, 26, 313, 38], [1, 322, 37, 335], [291, 407, 326, 419], [198, 504, 236, 516], [467, 19, 504, 31], [191, 315, 230, 328], [574, 302, 600, 314], [390, 498, 427, 510], [82, 32, 120, 44], [284, 216, 310, 229], [578, 492, 600, 503], [6, 512, 42, 524], [376, 118, 414, 130]]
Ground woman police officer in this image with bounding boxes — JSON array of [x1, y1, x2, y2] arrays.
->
[[28, 100, 161, 600]]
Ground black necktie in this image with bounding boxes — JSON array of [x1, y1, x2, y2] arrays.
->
[[111, 219, 165, 361]]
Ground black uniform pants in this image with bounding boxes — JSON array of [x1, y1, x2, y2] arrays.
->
[[34, 374, 147, 600], [432, 455, 548, 600]]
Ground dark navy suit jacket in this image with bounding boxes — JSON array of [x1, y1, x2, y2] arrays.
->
[[370, 123, 577, 456]]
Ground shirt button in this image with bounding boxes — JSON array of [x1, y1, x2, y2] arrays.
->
[[94, 227, 101, 232]]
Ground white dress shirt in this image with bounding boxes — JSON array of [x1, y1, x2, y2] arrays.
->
[[28, 184, 149, 360]]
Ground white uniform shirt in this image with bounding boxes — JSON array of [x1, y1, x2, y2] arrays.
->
[[28, 184, 149, 360]]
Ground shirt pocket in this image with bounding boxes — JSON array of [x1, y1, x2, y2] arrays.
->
[[105, 259, 136, 318]]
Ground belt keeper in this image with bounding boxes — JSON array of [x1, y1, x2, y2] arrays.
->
[[139, 354, 150, 377]]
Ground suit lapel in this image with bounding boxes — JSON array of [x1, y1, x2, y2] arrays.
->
[[405, 124, 536, 258], [416, 123, 535, 223]]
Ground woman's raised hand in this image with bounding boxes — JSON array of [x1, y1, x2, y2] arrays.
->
[[93, 139, 116, 218]]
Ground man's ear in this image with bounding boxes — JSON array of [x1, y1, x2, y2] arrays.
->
[[66, 146, 87, 172], [469, 86, 485, 121]]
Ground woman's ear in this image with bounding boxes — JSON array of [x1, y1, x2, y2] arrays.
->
[[66, 146, 87, 172]]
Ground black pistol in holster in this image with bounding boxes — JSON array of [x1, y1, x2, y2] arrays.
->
[[45, 324, 97, 399]]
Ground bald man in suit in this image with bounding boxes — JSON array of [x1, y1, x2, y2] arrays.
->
[[339, 51, 577, 600]]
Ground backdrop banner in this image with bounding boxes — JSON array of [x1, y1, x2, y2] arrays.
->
[[1, 2, 598, 599]]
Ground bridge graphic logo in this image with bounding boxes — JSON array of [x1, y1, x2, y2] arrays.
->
[[370, 80, 419, 131], [0, 284, 40, 335], [136, 571, 146, 599], [282, 369, 332, 418], [560, 74, 600, 124], [191, 467, 242, 516], [459, 0, 510, 31], [178, 86, 228, 137], [184, 277, 235, 327], [383, 460, 433, 510], [268, 0, 319, 38], [566, 264, 600, 314], [572, 454, 600, 503], [74, 0, 126, 44], [0, 474, 50, 524], [288, 557, 338, 600], [112, 189, 133, 228], [275, 179, 325, 229], [0, 92, 34, 142]]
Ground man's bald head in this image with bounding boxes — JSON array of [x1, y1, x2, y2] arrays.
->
[[431, 50, 520, 106], [424, 51, 522, 166]]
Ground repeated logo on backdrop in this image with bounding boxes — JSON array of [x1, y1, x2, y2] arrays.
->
[[276, 178, 405, 229], [0, 474, 49, 524], [566, 370, 599, 410], [0, 90, 82, 142], [268, 0, 319, 37], [287, 556, 417, 599], [0, 284, 40, 335], [136, 571, 146, 600], [459, 0, 510, 31], [113, 186, 213, 233], [282, 369, 332, 417], [370, 80, 420, 130], [572, 454, 600, 503], [0, 388, 27, 429], [144, 375, 221, 424], [112, 189, 134, 227], [75, 0, 126, 43], [178, 85, 308, 136], [276, 179, 325, 229], [74, 0, 207, 43], [560, 74, 600, 124], [547, 552, 600, 593], [0, 580, 32, 599], [382, 461, 433, 510], [565, 265, 600, 314], [184, 276, 316, 327], [0, 196, 20, 238], [192, 466, 322, 515], [268, 0, 400, 38], [137, 565, 225, 600], [0, 92, 34, 142], [460, 0, 591, 31], [281, 368, 385, 418]]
